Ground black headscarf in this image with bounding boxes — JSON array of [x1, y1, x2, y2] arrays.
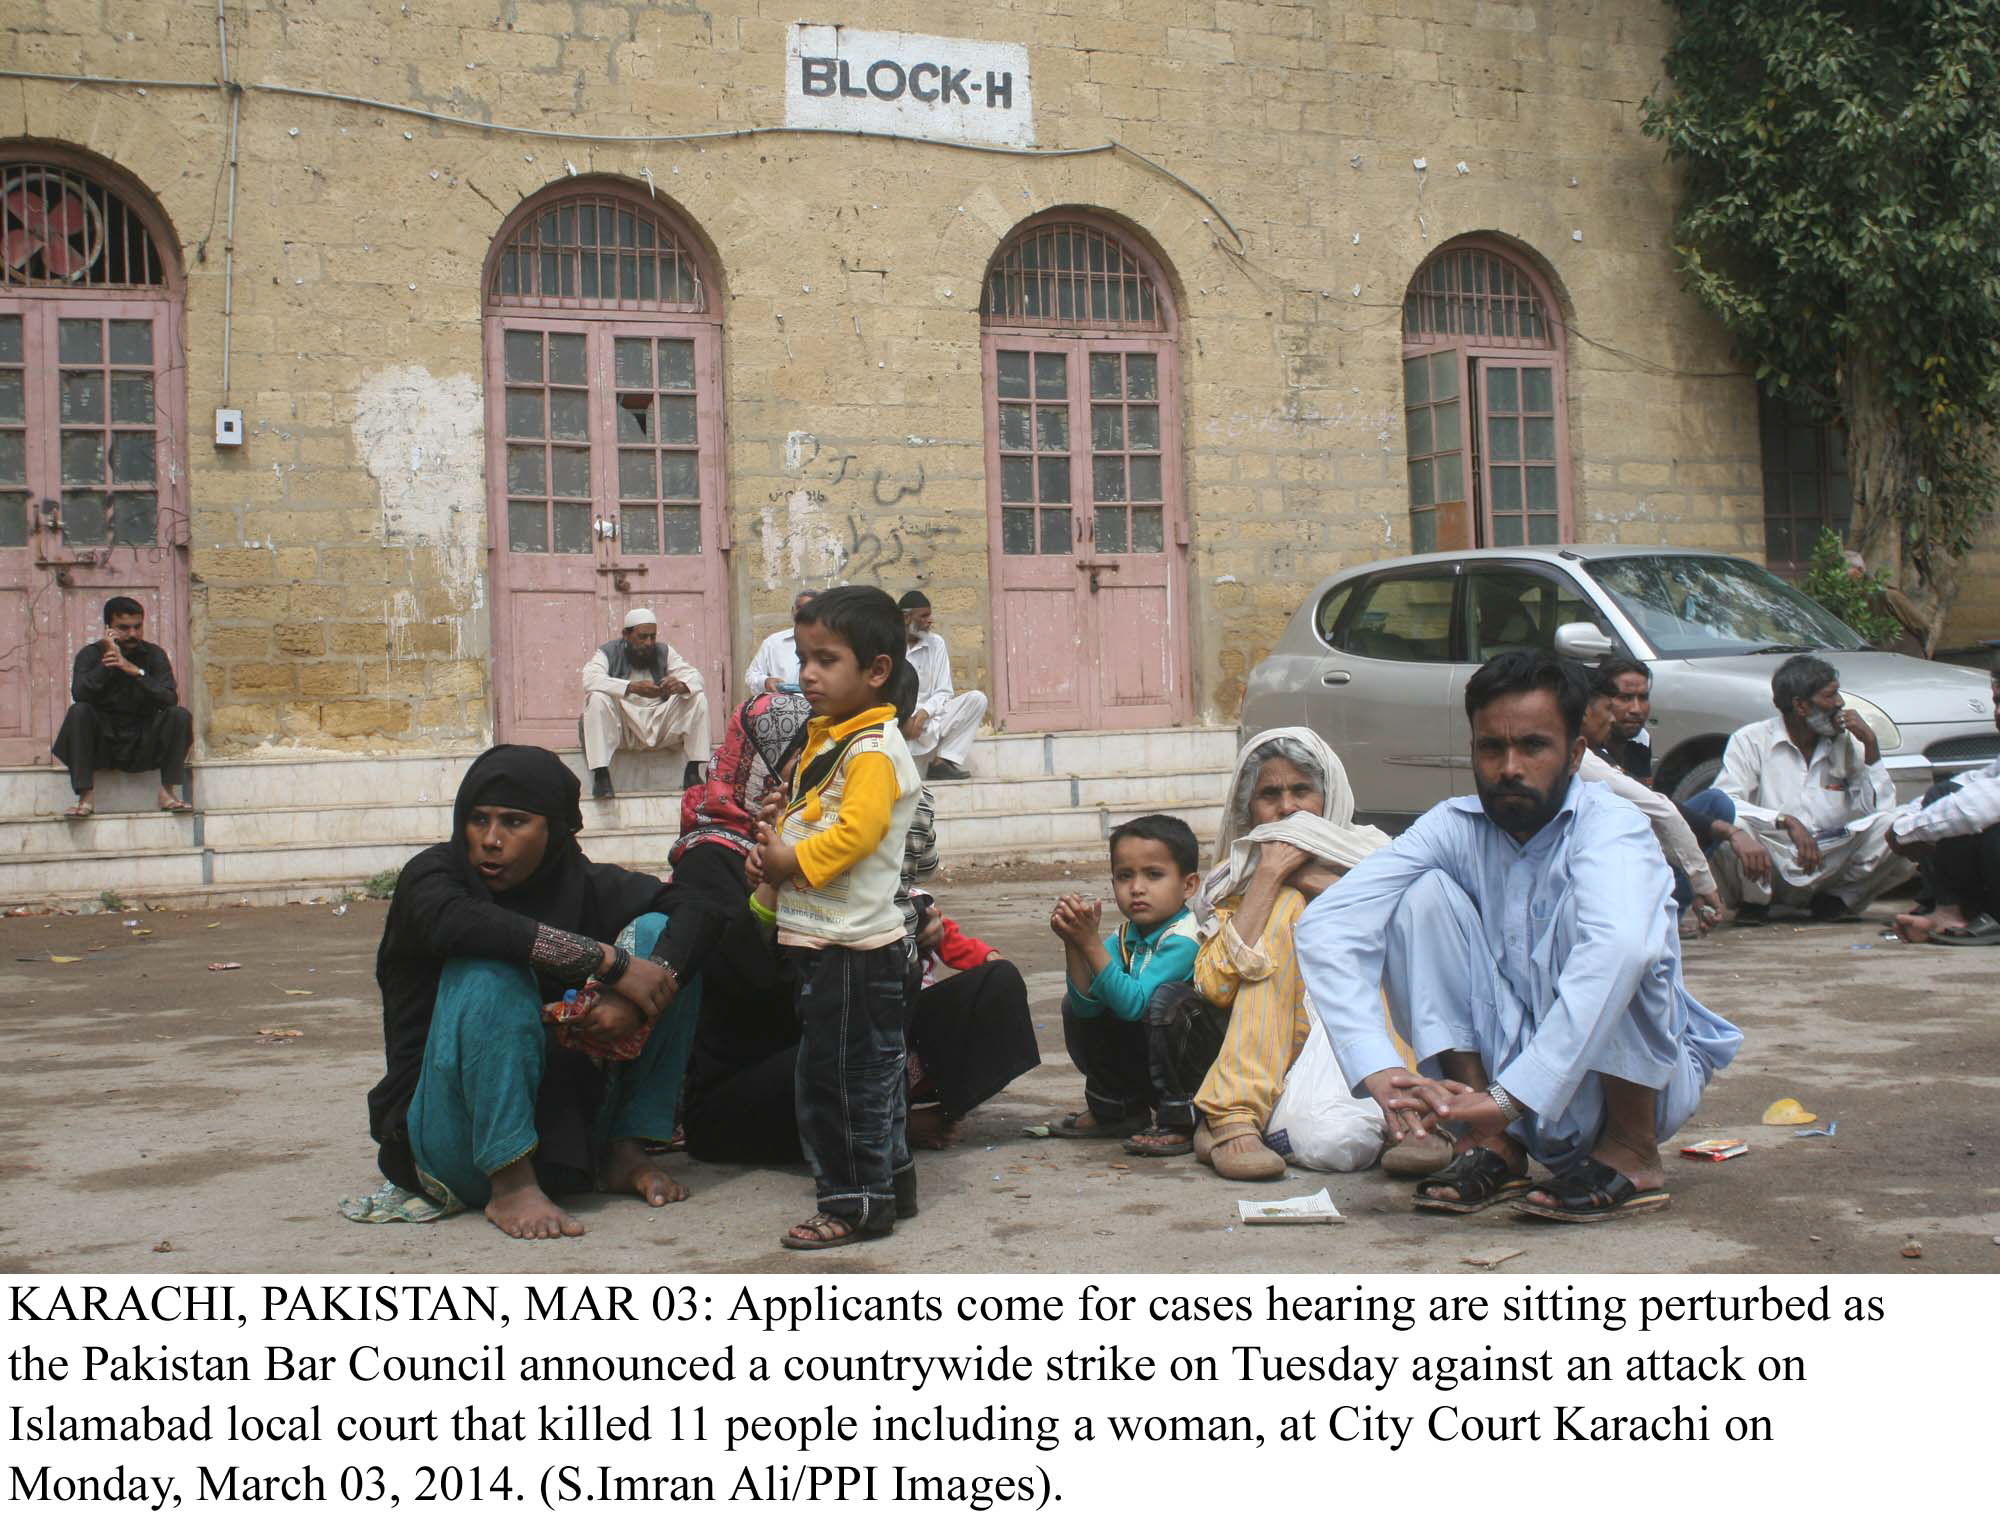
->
[[440, 744, 590, 930]]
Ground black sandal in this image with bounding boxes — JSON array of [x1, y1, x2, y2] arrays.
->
[[779, 1211, 894, 1251], [1513, 1157, 1670, 1223], [1412, 1145, 1532, 1214]]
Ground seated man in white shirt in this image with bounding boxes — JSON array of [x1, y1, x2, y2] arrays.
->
[[744, 589, 818, 698], [1713, 654, 1907, 921], [897, 589, 988, 782], [581, 608, 711, 799], [1888, 670, 2000, 945]]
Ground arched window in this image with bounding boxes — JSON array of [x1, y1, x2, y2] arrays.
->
[[481, 181, 730, 748], [979, 216, 1188, 730], [0, 149, 185, 767], [1400, 240, 1570, 551]]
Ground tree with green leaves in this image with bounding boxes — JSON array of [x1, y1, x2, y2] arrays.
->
[[1643, 0, 2000, 653]]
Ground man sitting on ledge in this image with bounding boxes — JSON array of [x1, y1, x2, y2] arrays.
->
[[52, 595, 194, 819], [1295, 651, 1742, 1224], [581, 607, 711, 799]]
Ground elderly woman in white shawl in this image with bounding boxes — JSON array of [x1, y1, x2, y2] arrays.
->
[[1173, 728, 1396, 1180]]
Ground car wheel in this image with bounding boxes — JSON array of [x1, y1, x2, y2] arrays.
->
[[1667, 753, 1722, 803]]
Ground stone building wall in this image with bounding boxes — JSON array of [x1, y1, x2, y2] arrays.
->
[[5, 0, 1796, 756]]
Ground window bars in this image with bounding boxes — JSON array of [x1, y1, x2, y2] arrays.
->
[[0, 163, 166, 289], [1402, 247, 1552, 348], [489, 193, 705, 311], [985, 222, 1163, 330]]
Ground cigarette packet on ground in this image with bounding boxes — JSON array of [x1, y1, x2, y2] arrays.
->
[[1680, 1137, 1748, 1161], [1237, 1189, 1342, 1224]]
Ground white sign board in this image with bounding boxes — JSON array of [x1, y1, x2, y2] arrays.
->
[[785, 25, 1034, 147]]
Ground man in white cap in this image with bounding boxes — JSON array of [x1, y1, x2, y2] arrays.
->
[[581, 608, 710, 799]]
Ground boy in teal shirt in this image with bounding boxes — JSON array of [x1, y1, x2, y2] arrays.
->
[[1052, 814, 1213, 1151]]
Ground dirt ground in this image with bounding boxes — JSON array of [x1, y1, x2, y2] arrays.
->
[[2, 867, 1995, 1276]]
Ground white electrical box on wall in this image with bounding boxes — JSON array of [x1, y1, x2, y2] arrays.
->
[[215, 408, 244, 447]]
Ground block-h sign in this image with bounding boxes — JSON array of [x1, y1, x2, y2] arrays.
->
[[786, 25, 1034, 148]]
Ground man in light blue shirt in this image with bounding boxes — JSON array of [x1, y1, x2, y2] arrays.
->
[[1296, 652, 1741, 1223]]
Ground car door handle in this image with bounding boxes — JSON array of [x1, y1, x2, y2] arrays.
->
[[1320, 671, 1351, 686]]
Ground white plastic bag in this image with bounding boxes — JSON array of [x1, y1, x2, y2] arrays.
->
[[1264, 1019, 1385, 1173]]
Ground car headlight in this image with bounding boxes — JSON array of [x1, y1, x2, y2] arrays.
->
[[1839, 692, 1902, 752]]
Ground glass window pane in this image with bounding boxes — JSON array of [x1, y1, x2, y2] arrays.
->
[[1433, 400, 1460, 448], [106, 374, 153, 427], [110, 432, 152, 484], [997, 506, 1033, 554], [506, 445, 546, 494], [63, 491, 107, 543], [1765, 520, 1791, 564], [660, 338, 696, 390], [551, 447, 590, 497], [660, 396, 696, 445], [1522, 367, 1553, 412], [0, 373, 22, 424], [1039, 455, 1071, 503], [614, 337, 652, 388], [1490, 467, 1522, 512], [1407, 456, 1434, 507], [1131, 506, 1165, 552], [1435, 451, 1465, 502], [1345, 573, 1456, 657], [108, 320, 153, 365], [1485, 366, 1519, 411], [662, 452, 699, 500], [1523, 416, 1556, 460], [62, 431, 104, 485], [1036, 406, 1069, 451], [999, 403, 1032, 452], [1405, 408, 1433, 456], [505, 389, 544, 439], [663, 508, 701, 554], [1492, 516, 1525, 548], [1034, 352, 1068, 399], [1528, 514, 1560, 544], [1525, 465, 1558, 511], [507, 500, 547, 552], [503, 330, 542, 382], [1488, 416, 1520, 464], [619, 450, 656, 499], [1127, 405, 1159, 450], [1090, 353, 1122, 399], [1095, 506, 1128, 552], [0, 316, 19, 364], [1092, 455, 1125, 502], [1092, 405, 1124, 450], [0, 431, 20, 482], [0, 491, 25, 546], [621, 507, 660, 552], [1001, 456, 1033, 503], [1040, 508, 1072, 554], [61, 372, 103, 423], [553, 502, 592, 553], [1409, 507, 1437, 555], [1403, 355, 1431, 406], [617, 394, 654, 442], [996, 351, 1030, 398], [1130, 456, 1162, 501], [1126, 353, 1158, 399], [549, 391, 589, 441], [1430, 352, 1457, 400], [58, 319, 101, 363], [549, 332, 586, 385]]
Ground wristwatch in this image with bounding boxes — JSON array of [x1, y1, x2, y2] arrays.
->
[[1486, 1081, 1524, 1124]]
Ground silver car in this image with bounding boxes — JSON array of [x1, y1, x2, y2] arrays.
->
[[1240, 546, 1997, 827]]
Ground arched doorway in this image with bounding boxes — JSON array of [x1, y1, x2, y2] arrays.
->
[[980, 215, 1189, 730], [0, 148, 186, 767], [1401, 239, 1571, 552], [482, 180, 730, 746]]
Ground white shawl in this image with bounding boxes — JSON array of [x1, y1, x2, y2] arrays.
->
[[1193, 727, 1390, 939]]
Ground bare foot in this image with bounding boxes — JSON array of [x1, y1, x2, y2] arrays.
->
[[156, 787, 187, 810], [1420, 1134, 1525, 1204], [483, 1159, 585, 1239], [601, 1136, 688, 1206], [907, 1110, 959, 1151], [1893, 906, 1965, 944]]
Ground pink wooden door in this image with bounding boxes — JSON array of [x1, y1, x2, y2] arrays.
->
[[985, 336, 1187, 730], [487, 316, 730, 748], [0, 296, 187, 766]]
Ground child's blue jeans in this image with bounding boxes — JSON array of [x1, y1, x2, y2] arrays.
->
[[793, 942, 911, 1231]]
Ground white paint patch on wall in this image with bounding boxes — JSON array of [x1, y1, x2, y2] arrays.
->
[[758, 490, 849, 589], [350, 366, 489, 657]]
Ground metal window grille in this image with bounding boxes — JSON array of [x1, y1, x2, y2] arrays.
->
[[489, 193, 705, 312], [0, 164, 166, 290], [984, 223, 1163, 330], [1402, 247, 1552, 348]]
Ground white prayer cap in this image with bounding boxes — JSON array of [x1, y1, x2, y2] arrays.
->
[[622, 607, 658, 630]]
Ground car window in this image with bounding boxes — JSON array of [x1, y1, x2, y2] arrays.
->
[[1336, 573, 1457, 662], [1590, 553, 1862, 656], [1465, 566, 1600, 662], [1314, 581, 1357, 646]]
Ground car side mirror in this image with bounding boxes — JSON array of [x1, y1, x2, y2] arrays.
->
[[1554, 622, 1615, 660]]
